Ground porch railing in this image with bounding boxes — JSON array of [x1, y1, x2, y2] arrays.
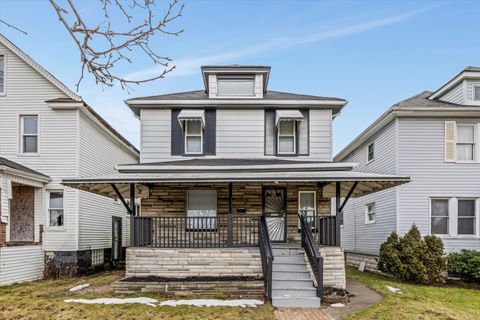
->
[[133, 216, 259, 248], [258, 215, 274, 302], [299, 214, 323, 298], [303, 214, 338, 247]]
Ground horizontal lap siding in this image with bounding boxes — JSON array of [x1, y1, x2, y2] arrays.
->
[[341, 120, 398, 254], [439, 82, 464, 104], [216, 109, 264, 157], [0, 245, 44, 285], [78, 113, 137, 250], [140, 109, 171, 162], [309, 109, 332, 161], [398, 118, 480, 252]]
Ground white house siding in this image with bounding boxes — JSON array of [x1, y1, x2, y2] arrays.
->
[[439, 82, 464, 104], [466, 80, 480, 105], [397, 118, 480, 253], [341, 120, 398, 254], [78, 112, 137, 250], [140, 109, 171, 163], [0, 245, 44, 285], [309, 109, 333, 161], [216, 109, 264, 157]]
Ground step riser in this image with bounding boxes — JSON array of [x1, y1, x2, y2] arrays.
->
[[274, 256, 305, 264], [273, 249, 303, 256], [272, 298, 321, 308], [273, 272, 311, 281], [273, 264, 309, 272], [273, 289, 317, 298], [272, 281, 314, 289]]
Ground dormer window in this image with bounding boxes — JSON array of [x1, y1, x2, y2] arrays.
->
[[474, 85, 480, 101], [217, 77, 254, 97]]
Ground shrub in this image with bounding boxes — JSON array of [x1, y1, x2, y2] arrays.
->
[[447, 250, 480, 283], [378, 224, 446, 284]]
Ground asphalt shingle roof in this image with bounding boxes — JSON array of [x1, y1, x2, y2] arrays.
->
[[0, 157, 50, 179]]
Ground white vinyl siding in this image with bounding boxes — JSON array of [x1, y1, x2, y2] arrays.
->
[[438, 82, 464, 104], [0, 54, 5, 94], [140, 109, 171, 162], [0, 245, 44, 285]]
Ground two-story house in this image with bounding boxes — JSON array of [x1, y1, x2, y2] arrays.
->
[[0, 34, 139, 285], [64, 65, 408, 307], [335, 67, 480, 273]]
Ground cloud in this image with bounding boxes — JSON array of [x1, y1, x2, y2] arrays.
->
[[125, 7, 435, 80]]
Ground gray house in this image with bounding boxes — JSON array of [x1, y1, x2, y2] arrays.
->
[[335, 67, 480, 272], [64, 65, 408, 307]]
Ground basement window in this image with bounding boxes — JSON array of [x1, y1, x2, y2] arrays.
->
[[91, 249, 104, 266]]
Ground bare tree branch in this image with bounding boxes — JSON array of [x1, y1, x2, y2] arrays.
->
[[49, 0, 184, 90], [0, 19, 28, 35]]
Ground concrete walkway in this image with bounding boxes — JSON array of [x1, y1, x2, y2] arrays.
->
[[274, 279, 382, 320]]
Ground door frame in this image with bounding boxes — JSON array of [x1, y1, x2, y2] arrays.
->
[[111, 216, 122, 260], [262, 186, 288, 242]]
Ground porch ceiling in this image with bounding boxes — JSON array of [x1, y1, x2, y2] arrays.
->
[[62, 170, 410, 199]]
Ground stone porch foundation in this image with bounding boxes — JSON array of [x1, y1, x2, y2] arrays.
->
[[345, 251, 384, 275]]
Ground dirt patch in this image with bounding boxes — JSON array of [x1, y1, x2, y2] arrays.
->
[[322, 287, 352, 304]]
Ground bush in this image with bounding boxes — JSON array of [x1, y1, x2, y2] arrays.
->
[[447, 250, 480, 283], [378, 224, 446, 284]]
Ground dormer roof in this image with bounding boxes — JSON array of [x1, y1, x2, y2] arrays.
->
[[429, 66, 480, 100], [201, 65, 271, 93]]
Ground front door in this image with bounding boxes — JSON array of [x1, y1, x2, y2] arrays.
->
[[112, 217, 122, 260], [263, 187, 287, 242]]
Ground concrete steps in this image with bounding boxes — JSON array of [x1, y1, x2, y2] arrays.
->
[[271, 242, 320, 308]]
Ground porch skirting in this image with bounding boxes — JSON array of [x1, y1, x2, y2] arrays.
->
[[126, 247, 263, 278]]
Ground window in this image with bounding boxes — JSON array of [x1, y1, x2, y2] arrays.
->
[[365, 203, 376, 224], [298, 191, 316, 228], [277, 120, 296, 154], [20, 115, 38, 153], [48, 191, 64, 227], [184, 120, 203, 154], [217, 78, 254, 96], [456, 124, 475, 161], [431, 199, 449, 234], [473, 85, 480, 101], [0, 54, 4, 94], [91, 249, 104, 266], [367, 142, 374, 163], [458, 199, 476, 235], [187, 190, 217, 230]]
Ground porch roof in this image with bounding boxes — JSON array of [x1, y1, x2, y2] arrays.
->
[[62, 167, 410, 199], [0, 157, 51, 183]]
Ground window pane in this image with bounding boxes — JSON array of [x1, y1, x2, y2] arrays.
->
[[23, 136, 38, 153], [368, 213, 375, 221], [368, 143, 374, 161], [431, 217, 448, 234], [458, 218, 475, 235], [49, 192, 63, 209], [431, 199, 449, 217], [457, 125, 474, 143], [279, 137, 294, 153], [187, 120, 201, 134], [186, 136, 202, 153], [279, 121, 294, 135], [217, 79, 254, 96], [50, 210, 64, 226], [457, 144, 474, 161], [23, 116, 38, 135], [0, 55, 4, 93], [367, 204, 375, 214], [187, 190, 217, 230], [299, 193, 315, 210], [458, 200, 475, 217], [474, 86, 480, 101]]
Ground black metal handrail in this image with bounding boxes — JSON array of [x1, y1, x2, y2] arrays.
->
[[133, 216, 259, 248], [304, 215, 338, 247], [258, 215, 274, 302], [299, 213, 323, 298]]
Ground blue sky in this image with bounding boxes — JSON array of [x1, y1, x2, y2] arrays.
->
[[1, 0, 479, 154]]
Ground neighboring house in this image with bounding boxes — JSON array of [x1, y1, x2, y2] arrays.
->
[[0, 34, 139, 285], [64, 65, 408, 307], [335, 67, 480, 272]]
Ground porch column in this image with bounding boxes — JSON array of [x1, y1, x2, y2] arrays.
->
[[335, 182, 341, 246], [227, 182, 233, 246], [130, 183, 136, 247]]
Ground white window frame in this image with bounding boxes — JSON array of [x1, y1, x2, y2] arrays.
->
[[366, 141, 374, 164], [457, 198, 477, 236], [429, 197, 450, 236], [0, 53, 5, 96], [277, 120, 297, 155], [184, 120, 203, 155], [473, 84, 480, 101], [455, 123, 476, 162], [47, 190, 65, 229], [19, 115, 39, 155], [216, 76, 255, 97], [365, 202, 376, 224]]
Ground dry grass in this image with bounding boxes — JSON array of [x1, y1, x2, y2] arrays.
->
[[0, 271, 274, 320]]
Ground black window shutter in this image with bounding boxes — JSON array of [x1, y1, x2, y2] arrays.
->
[[171, 109, 184, 155], [203, 110, 216, 155]]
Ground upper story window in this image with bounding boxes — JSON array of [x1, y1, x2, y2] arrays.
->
[[277, 120, 296, 154], [217, 77, 254, 97], [0, 54, 4, 94], [456, 123, 475, 161], [185, 120, 203, 154], [365, 202, 376, 224], [20, 115, 38, 153], [48, 190, 64, 227], [366, 142, 374, 163], [431, 198, 449, 235], [473, 85, 480, 101]]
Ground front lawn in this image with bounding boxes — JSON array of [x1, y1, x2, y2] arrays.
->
[[346, 267, 480, 320], [0, 271, 274, 320]]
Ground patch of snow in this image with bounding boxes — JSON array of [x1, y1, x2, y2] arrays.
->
[[385, 285, 402, 294], [65, 297, 158, 307], [330, 303, 346, 308], [69, 284, 90, 292], [159, 299, 264, 308]]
